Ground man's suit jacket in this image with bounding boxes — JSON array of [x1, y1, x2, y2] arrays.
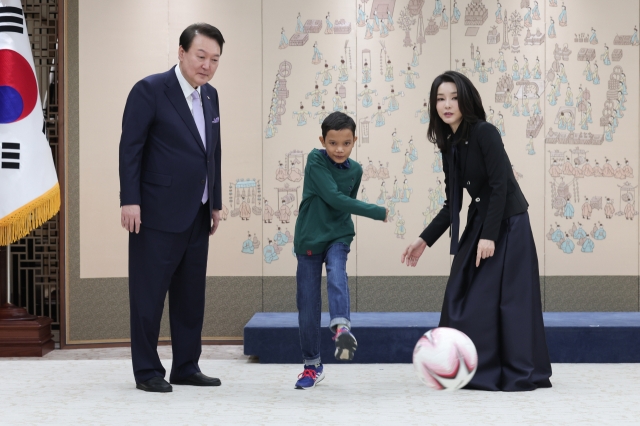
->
[[119, 66, 222, 233], [420, 121, 528, 246]]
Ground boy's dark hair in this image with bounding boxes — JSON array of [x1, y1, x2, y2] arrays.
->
[[427, 70, 486, 152], [180, 23, 225, 54], [321, 112, 356, 140]]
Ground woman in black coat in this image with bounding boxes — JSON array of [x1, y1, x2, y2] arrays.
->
[[401, 71, 552, 391]]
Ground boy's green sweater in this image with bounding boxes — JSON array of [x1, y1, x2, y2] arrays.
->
[[294, 149, 387, 255]]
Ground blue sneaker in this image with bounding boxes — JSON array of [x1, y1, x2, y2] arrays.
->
[[294, 364, 324, 389], [333, 326, 358, 361]]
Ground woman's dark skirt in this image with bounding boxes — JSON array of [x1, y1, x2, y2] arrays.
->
[[439, 211, 553, 391]]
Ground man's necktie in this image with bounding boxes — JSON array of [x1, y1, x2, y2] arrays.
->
[[191, 89, 208, 204], [450, 145, 460, 255]]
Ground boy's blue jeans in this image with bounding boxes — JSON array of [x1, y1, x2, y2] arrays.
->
[[296, 243, 351, 366]]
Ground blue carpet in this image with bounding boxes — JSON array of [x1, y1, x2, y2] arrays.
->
[[243, 312, 640, 364]]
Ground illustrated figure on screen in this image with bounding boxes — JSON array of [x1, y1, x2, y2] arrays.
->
[[278, 200, 292, 224], [589, 27, 598, 44], [532, 1, 541, 20], [604, 120, 613, 142], [604, 199, 615, 220], [411, 45, 419, 67], [603, 158, 615, 177], [365, 19, 374, 39], [533, 57, 541, 79], [615, 162, 626, 180], [497, 51, 507, 73], [625, 201, 636, 220], [433, 0, 443, 16], [314, 103, 330, 124], [401, 178, 412, 202], [311, 42, 323, 65], [373, 9, 381, 31], [306, 84, 327, 107], [377, 161, 390, 179], [526, 136, 535, 155], [503, 88, 512, 108], [474, 47, 482, 72], [387, 198, 397, 222], [512, 58, 520, 81], [495, 1, 502, 24], [265, 115, 277, 139], [592, 63, 600, 85], [357, 4, 366, 27], [549, 0, 557, 7], [550, 224, 563, 242], [296, 12, 304, 33], [558, 63, 567, 83], [440, 7, 449, 29], [263, 200, 274, 223], [524, 8, 532, 27], [391, 129, 402, 153], [402, 151, 414, 174], [618, 92, 626, 112], [631, 26, 639, 45], [325, 13, 334, 34], [242, 232, 255, 254], [279, 28, 289, 49], [274, 227, 289, 246], [565, 85, 573, 106], [316, 61, 336, 87], [423, 206, 434, 228], [385, 58, 394, 82], [362, 60, 372, 83], [623, 159, 633, 178], [435, 178, 445, 206], [361, 186, 369, 202], [585, 101, 592, 123], [548, 17, 556, 38], [371, 104, 389, 127], [495, 112, 505, 136], [455, 60, 474, 78], [581, 235, 594, 253], [593, 159, 603, 177], [400, 65, 419, 89], [263, 239, 279, 264], [289, 162, 303, 182], [338, 57, 349, 82], [358, 84, 377, 108], [416, 100, 429, 124], [292, 103, 310, 126], [221, 204, 229, 221], [391, 178, 401, 202], [560, 234, 574, 253], [580, 198, 592, 220], [383, 86, 405, 112], [240, 196, 251, 221], [376, 181, 387, 205], [558, 3, 567, 27], [554, 74, 562, 97], [332, 90, 343, 112], [601, 44, 611, 66], [512, 95, 520, 116], [478, 61, 489, 83], [547, 85, 557, 106], [394, 212, 406, 239], [452, 1, 461, 24], [521, 57, 531, 79], [408, 138, 418, 161], [380, 17, 390, 37], [428, 187, 439, 211], [387, 8, 395, 30], [486, 107, 495, 124]]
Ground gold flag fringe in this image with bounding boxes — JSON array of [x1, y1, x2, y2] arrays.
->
[[0, 183, 61, 246]]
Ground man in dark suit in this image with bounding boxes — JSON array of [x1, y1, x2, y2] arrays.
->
[[119, 23, 224, 393]]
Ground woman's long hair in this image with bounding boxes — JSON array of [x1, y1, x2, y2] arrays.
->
[[427, 71, 486, 152]]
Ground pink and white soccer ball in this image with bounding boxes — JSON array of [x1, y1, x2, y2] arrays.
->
[[412, 327, 478, 390]]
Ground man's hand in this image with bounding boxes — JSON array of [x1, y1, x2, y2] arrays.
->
[[210, 209, 221, 236], [121, 205, 141, 233], [476, 239, 495, 267], [384, 208, 390, 223], [401, 237, 427, 267]]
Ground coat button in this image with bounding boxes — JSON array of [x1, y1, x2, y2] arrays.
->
[[475, 197, 480, 202], [201, 179, 206, 184], [467, 181, 470, 185], [465, 141, 468, 144]]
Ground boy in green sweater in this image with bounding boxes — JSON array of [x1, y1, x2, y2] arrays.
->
[[293, 112, 388, 389]]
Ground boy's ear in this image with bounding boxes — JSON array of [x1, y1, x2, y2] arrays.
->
[[353, 136, 358, 143], [319, 136, 325, 145]]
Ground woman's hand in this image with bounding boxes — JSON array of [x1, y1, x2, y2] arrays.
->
[[476, 239, 495, 267], [401, 238, 427, 267]]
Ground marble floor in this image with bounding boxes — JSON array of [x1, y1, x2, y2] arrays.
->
[[1, 346, 639, 425]]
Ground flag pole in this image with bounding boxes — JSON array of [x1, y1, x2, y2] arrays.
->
[[6, 245, 9, 304]]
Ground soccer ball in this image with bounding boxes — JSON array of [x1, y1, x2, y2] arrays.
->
[[412, 327, 478, 390]]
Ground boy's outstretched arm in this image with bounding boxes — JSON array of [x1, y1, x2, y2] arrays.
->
[[308, 161, 386, 221]]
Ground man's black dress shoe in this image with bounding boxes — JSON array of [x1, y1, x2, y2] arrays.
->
[[136, 377, 172, 393], [170, 372, 221, 387]]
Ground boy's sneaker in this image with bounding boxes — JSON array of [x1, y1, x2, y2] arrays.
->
[[294, 364, 324, 390], [333, 326, 358, 361]]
